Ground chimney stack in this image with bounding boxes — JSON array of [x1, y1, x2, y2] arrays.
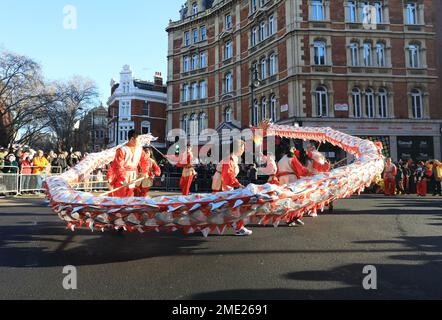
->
[[154, 72, 163, 86]]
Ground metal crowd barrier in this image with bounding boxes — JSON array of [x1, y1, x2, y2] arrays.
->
[[0, 166, 19, 195]]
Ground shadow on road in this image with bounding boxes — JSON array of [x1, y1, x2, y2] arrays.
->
[[191, 235, 442, 300], [0, 222, 207, 269]]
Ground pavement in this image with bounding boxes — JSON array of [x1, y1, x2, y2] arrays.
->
[[0, 193, 441, 300]]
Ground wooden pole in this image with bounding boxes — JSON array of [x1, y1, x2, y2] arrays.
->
[[99, 176, 145, 197]]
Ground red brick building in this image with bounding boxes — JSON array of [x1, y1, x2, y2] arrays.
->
[[107, 65, 167, 149], [167, 0, 442, 161]]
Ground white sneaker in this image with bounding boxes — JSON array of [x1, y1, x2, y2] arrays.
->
[[235, 227, 253, 236]]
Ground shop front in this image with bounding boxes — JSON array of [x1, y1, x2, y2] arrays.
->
[[299, 119, 442, 162]]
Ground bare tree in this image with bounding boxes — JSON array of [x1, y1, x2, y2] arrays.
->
[[47, 76, 98, 151], [0, 50, 55, 149]]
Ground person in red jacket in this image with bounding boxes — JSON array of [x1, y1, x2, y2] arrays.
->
[[107, 130, 150, 198], [383, 158, 397, 196], [135, 147, 161, 197]]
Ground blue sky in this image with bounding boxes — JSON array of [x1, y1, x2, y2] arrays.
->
[[0, 0, 184, 102]]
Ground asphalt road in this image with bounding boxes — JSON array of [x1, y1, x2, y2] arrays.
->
[[0, 193, 441, 300]]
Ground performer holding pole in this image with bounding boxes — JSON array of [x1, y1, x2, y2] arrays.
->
[[106, 130, 149, 198], [306, 143, 333, 213], [258, 152, 279, 185], [135, 146, 161, 197], [166, 144, 197, 196], [212, 140, 252, 236], [277, 144, 311, 227]]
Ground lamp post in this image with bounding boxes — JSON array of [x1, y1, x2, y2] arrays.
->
[[250, 65, 261, 127]]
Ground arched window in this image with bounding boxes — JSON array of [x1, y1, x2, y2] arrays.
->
[[365, 88, 375, 118], [268, 15, 275, 35], [251, 27, 257, 46], [225, 72, 233, 93], [348, 1, 357, 22], [316, 86, 328, 117], [260, 57, 267, 79], [260, 21, 267, 41], [141, 121, 151, 135], [378, 88, 388, 118], [350, 42, 359, 66], [192, 54, 199, 70], [225, 107, 233, 123], [269, 53, 277, 76], [182, 115, 189, 134], [376, 42, 386, 67], [198, 112, 207, 134], [408, 43, 420, 68], [183, 84, 190, 102], [270, 95, 277, 122], [192, 82, 199, 100], [183, 56, 190, 72], [406, 3, 417, 25], [261, 97, 267, 121], [192, 2, 198, 15], [352, 87, 362, 118], [363, 42, 372, 66], [411, 89, 423, 119], [190, 113, 198, 136], [314, 41, 326, 65]]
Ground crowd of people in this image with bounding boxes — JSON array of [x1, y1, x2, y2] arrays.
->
[[0, 145, 91, 194], [382, 158, 442, 197]]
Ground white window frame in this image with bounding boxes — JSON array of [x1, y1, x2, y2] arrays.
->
[[378, 88, 388, 118], [270, 95, 277, 122], [365, 88, 375, 118], [312, 0, 325, 21], [363, 42, 372, 67], [314, 41, 327, 65], [350, 42, 359, 66], [260, 58, 267, 79], [352, 88, 362, 118], [376, 43, 386, 67], [316, 86, 328, 117], [411, 89, 423, 119]]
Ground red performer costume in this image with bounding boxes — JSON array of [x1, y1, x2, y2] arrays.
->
[[135, 148, 161, 197], [107, 131, 149, 198], [177, 146, 197, 196], [277, 150, 310, 185], [212, 154, 242, 192], [307, 149, 331, 174], [211, 141, 252, 236], [259, 153, 279, 185], [383, 158, 397, 196]]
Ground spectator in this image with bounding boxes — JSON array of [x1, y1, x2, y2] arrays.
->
[[402, 162, 412, 195], [57, 152, 68, 173], [32, 150, 49, 193], [431, 160, 442, 196], [20, 155, 33, 193], [415, 161, 427, 197], [395, 162, 405, 195], [3, 154, 18, 173]]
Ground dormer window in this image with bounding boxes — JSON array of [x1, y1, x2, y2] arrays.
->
[[192, 2, 198, 15], [226, 15, 232, 30]]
